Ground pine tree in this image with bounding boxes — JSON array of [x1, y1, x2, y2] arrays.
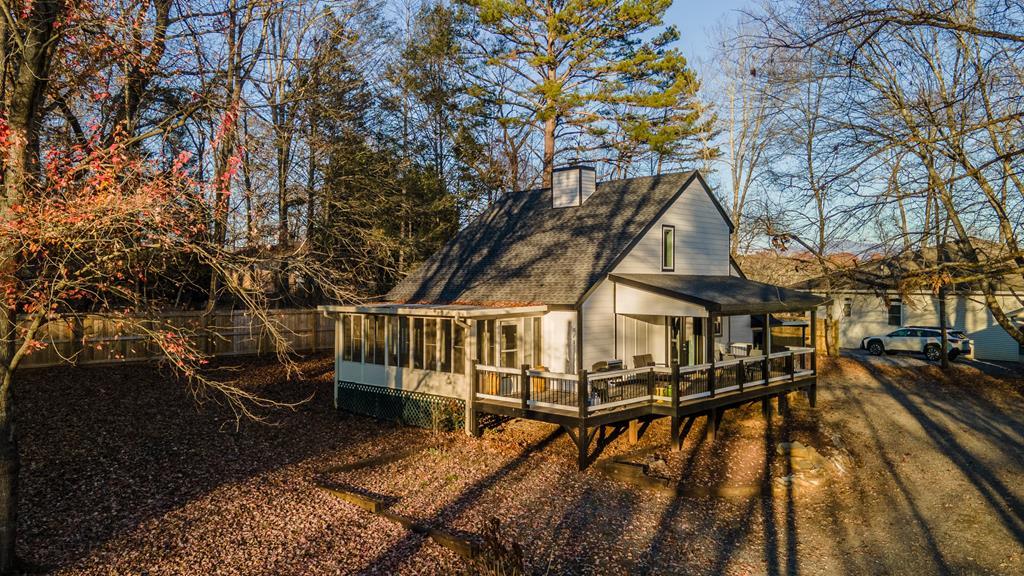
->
[[459, 0, 715, 186]]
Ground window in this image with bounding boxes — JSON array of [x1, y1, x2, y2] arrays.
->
[[440, 319, 452, 372], [412, 318, 425, 369], [453, 324, 465, 374], [887, 298, 902, 326], [888, 329, 911, 338], [661, 225, 675, 271], [713, 316, 722, 336], [843, 298, 852, 318]]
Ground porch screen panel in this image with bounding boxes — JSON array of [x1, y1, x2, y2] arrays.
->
[[524, 319, 533, 367], [499, 321, 518, 368], [352, 315, 364, 362], [453, 324, 465, 374], [363, 316, 377, 365], [440, 319, 452, 372], [413, 318, 425, 369], [425, 319, 438, 370], [477, 320, 495, 365], [386, 317, 399, 366], [372, 315, 386, 365], [532, 318, 543, 368], [342, 315, 353, 361], [398, 317, 410, 368]]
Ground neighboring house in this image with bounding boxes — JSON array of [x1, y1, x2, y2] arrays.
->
[[831, 290, 1023, 363], [792, 241, 1024, 363], [320, 167, 825, 467]]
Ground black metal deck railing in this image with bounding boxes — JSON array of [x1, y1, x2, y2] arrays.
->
[[473, 347, 817, 417]]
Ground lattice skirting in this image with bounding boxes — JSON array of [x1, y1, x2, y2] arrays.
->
[[336, 381, 465, 431]]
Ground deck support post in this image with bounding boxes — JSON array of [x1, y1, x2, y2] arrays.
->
[[707, 313, 716, 397], [762, 397, 773, 422], [762, 313, 771, 385], [707, 409, 723, 441], [669, 363, 681, 450], [577, 370, 590, 469], [670, 416, 682, 451], [467, 360, 480, 437], [520, 364, 531, 412], [778, 392, 789, 417], [671, 416, 695, 451], [810, 309, 818, 372], [628, 419, 639, 445], [808, 381, 818, 408]]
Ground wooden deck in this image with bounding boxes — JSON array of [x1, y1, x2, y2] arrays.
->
[[469, 348, 818, 468]]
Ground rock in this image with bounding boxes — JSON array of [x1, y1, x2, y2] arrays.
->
[[796, 475, 822, 487], [777, 441, 813, 459], [774, 475, 794, 487]]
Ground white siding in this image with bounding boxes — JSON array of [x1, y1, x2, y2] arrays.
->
[[613, 178, 730, 275], [617, 315, 667, 365], [338, 362, 467, 398], [580, 168, 597, 203], [542, 310, 577, 373], [552, 169, 581, 208], [615, 283, 707, 317], [582, 280, 615, 370], [837, 291, 1023, 362]]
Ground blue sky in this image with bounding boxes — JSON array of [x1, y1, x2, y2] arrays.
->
[[665, 0, 752, 63]]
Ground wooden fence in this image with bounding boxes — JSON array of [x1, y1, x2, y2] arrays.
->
[[18, 309, 334, 369]]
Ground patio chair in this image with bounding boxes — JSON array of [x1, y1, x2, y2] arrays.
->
[[632, 354, 655, 368]]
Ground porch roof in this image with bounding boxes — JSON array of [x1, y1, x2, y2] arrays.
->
[[318, 303, 548, 319], [609, 274, 828, 315]]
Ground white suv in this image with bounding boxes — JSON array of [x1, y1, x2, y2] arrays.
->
[[861, 327, 971, 361]]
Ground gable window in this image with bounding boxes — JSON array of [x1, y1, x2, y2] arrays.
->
[[887, 298, 902, 326], [661, 225, 675, 271], [713, 316, 722, 337], [843, 298, 852, 318]]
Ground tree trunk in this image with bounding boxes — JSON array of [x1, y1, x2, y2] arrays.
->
[[542, 115, 555, 188], [0, 410, 17, 575], [939, 286, 950, 370]]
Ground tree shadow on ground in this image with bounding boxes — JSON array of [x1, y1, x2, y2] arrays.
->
[[16, 353, 415, 572]]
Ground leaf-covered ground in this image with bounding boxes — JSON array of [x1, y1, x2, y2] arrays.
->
[[15, 353, 1024, 574]]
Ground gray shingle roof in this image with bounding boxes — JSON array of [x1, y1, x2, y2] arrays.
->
[[610, 274, 828, 314], [386, 171, 701, 306]]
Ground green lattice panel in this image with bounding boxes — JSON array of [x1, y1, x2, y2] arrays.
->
[[336, 381, 465, 431]]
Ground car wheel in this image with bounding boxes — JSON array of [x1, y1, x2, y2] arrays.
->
[[924, 344, 941, 361], [867, 341, 884, 356], [948, 349, 960, 361]]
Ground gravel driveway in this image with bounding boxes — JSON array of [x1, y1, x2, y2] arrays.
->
[[810, 352, 1024, 574], [13, 352, 1024, 575]]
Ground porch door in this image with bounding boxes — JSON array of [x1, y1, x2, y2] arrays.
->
[[668, 317, 707, 366], [498, 320, 519, 368]]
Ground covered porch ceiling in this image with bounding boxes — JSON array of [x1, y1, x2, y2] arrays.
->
[[609, 274, 828, 316]]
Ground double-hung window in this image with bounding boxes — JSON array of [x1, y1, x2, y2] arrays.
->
[[887, 298, 902, 326]]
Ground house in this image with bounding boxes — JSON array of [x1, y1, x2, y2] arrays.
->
[[320, 167, 826, 467], [783, 241, 1024, 363]]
